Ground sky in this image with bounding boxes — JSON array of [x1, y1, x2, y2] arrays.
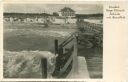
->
[[4, 4, 103, 14]]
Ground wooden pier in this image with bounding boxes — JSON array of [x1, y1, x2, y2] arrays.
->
[[41, 32, 90, 78]]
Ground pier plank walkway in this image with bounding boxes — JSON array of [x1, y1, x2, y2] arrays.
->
[[67, 56, 90, 79]]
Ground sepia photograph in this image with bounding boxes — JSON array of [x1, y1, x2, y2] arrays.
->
[[3, 3, 103, 79]]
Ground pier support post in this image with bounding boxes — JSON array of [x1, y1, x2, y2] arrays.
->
[[55, 39, 58, 55], [41, 58, 47, 78]]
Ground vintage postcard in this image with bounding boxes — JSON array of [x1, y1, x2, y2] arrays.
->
[[0, 0, 128, 82]]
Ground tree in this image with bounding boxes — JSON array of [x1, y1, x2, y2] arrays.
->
[[53, 12, 59, 16]]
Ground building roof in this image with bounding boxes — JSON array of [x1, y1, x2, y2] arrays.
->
[[60, 7, 75, 12]]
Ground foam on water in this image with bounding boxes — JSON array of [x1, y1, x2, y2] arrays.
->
[[4, 50, 56, 78]]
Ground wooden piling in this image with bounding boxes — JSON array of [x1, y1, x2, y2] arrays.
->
[[41, 58, 47, 78], [55, 39, 58, 55]]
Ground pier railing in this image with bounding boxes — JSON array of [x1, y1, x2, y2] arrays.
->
[[52, 33, 78, 78]]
